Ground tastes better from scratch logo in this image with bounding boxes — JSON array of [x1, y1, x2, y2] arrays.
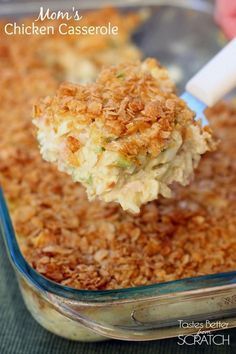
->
[[4, 6, 119, 36], [177, 320, 230, 346]]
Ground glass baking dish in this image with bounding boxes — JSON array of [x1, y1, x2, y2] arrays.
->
[[1, 188, 236, 341], [1, 0, 236, 342]]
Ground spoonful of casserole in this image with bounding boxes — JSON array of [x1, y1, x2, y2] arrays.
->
[[33, 41, 236, 213]]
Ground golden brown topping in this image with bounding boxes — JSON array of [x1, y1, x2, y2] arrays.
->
[[35, 59, 195, 159]]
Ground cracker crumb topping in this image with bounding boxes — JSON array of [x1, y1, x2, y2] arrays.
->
[[34, 59, 194, 158]]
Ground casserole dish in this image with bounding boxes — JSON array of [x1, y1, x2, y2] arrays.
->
[[1, 188, 236, 341], [0, 0, 236, 342]]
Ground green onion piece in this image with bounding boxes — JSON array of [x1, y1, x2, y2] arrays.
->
[[87, 175, 93, 185], [116, 157, 132, 169], [116, 72, 125, 79]]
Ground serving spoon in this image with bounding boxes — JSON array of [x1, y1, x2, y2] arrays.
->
[[181, 38, 236, 126]]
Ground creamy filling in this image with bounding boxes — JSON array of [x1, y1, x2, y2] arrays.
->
[[35, 117, 210, 213]]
